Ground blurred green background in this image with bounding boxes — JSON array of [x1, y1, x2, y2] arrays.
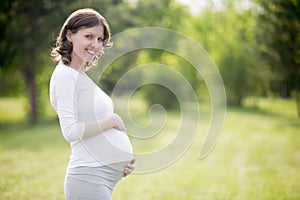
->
[[0, 0, 299, 199]]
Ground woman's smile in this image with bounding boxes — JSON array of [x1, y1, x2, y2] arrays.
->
[[86, 49, 96, 56]]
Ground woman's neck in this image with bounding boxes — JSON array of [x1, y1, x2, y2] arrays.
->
[[69, 56, 85, 72]]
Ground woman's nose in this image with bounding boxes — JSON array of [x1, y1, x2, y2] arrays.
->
[[91, 39, 97, 47], [91, 39, 101, 48]]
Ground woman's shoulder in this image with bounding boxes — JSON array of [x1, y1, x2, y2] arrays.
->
[[51, 63, 79, 81]]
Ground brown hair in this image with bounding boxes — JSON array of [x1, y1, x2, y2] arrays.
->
[[51, 8, 112, 70]]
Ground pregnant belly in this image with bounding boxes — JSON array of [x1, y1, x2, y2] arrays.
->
[[82, 128, 133, 165]]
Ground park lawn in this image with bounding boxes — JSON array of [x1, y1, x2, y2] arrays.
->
[[0, 98, 300, 199], [0, 98, 25, 123]]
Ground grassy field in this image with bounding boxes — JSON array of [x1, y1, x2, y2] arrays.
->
[[0, 98, 299, 199]]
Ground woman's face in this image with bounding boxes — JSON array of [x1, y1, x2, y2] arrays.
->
[[67, 25, 104, 70]]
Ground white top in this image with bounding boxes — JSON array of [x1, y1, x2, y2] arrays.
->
[[49, 63, 133, 169]]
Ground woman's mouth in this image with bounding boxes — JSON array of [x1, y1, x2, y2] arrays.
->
[[86, 49, 96, 56]]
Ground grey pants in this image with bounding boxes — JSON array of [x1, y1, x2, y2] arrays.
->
[[64, 166, 123, 200]]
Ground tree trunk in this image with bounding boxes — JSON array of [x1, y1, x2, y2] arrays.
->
[[295, 63, 300, 118], [25, 6, 38, 125], [24, 50, 37, 125], [296, 91, 300, 118]]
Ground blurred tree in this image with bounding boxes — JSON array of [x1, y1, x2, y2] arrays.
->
[[216, 9, 264, 106], [0, 0, 24, 96], [98, 0, 192, 110], [255, 0, 300, 117], [0, 0, 75, 124], [188, 4, 266, 106]]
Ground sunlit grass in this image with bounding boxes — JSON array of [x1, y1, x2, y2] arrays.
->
[[0, 97, 25, 123], [0, 97, 299, 199], [114, 98, 300, 199], [0, 122, 68, 200]]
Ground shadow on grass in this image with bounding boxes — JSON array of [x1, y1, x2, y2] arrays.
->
[[0, 117, 59, 132], [228, 105, 278, 118], [0, 117, 67, 151], [228, 105, 300, 129]]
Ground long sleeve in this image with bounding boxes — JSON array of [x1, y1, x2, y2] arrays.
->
[[51, 70, 85, 143]]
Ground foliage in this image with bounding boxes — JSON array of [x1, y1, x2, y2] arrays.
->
[[217, 9, 265, 105], [0, 0, 77, 124], [97, 0, 192, 109], [184, 5, 268, 106], [1, 0, 300, 124], [254, 0, 300, 116]]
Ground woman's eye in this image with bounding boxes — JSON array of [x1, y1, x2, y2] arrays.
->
[[86, 35, 93, 39], [98, 38, 104, 42]]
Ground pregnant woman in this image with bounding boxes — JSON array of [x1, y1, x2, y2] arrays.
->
[[49, 8, 136, 200]]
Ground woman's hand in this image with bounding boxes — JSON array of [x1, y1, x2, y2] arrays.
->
[[123, 157, 136, 177], [110, 113, 126, 132], [84, 113, 126, 140]]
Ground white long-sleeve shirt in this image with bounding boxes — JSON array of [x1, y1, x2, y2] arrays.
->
[[49, 63, 133, 169]]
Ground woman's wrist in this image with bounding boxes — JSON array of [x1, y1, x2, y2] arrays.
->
[[109, 113, 126, 131], [96, 113, 126, 132], [97, 114, 114, 131]]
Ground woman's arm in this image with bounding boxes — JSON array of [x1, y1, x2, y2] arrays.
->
[[83, 113, 126, 140], [53, 71, 126, 142]]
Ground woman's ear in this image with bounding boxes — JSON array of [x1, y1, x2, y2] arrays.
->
[[66, 30, 73, 43]]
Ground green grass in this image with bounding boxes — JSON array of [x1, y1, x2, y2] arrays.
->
[[0, 97, 25, 123], [0, 98, 300, 199]]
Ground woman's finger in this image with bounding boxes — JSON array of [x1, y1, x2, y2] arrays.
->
[[123, 157, 136, 177]]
